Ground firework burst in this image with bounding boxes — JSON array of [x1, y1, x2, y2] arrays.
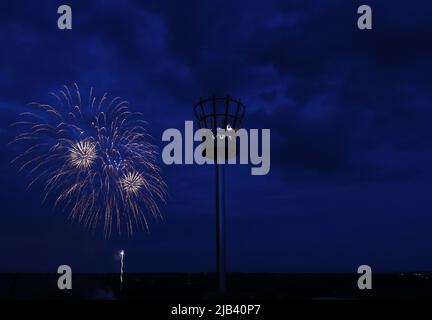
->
[[10, 84, 166, 237], [119, 171, 146, 196], [69, 140, 97, 169]]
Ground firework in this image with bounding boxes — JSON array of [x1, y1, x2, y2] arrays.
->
[[69, 140, 97, 169], [120, 250, 125, 288], [10, 84, 166, 237]]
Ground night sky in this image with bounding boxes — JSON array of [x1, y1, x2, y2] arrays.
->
[[1, 0, 432, 273]]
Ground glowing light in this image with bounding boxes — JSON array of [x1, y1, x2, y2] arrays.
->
[[68, 140, 97, 169], [119, 171, 145, 196], [10, 84, 166, 237], [120, 249, 125, 288]]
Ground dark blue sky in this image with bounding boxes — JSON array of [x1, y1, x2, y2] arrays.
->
[[1, 0, 432, 273]]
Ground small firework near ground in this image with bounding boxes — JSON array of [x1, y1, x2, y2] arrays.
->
[[119, 250, 125, 289], [10, 84, 166, 237]]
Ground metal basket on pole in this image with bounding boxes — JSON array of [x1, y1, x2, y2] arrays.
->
[[193, 95, 245, 294]]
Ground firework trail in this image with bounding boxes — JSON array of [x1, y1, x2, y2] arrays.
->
[[120, 250, 125, 288], [10, 84, 166, 237]]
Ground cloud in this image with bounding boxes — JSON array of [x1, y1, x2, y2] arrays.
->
[[1, 0, 432, 272]]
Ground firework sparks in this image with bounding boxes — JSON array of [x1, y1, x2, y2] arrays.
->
[[69, 140, 97, 169], [10, 84, 166, 237], [120, 171, 145, 196], [120, 250, 125, 288]]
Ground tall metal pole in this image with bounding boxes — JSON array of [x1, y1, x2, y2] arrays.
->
[[215, 162, 226, 294], [194, 96, 244, 295]]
